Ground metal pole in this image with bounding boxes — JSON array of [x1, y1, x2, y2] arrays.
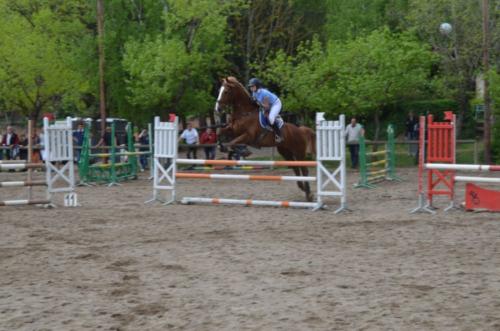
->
[[482, 0, 492, 163]]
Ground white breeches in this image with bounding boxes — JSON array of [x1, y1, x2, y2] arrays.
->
[[268, 99, 282, 125]]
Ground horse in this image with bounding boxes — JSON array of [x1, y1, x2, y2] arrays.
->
[[214, 76, 316, 202]]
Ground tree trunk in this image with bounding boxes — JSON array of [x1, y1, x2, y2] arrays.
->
[[97, 0, 107, 138], [373, 107, 381, 141], [244, 2, 254, 83]]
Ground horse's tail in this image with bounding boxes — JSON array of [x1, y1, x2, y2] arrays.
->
[[299, 126, 316, 158]]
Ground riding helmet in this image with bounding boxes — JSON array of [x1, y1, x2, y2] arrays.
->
[[248, 77, 262, 88]]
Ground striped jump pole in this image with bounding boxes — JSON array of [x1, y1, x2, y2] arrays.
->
[[188, 165, 273, 171], [180, 197, 319, 209], [176, 159, 317, 167], [0, 180, 46, 187], [0, 199, 51, 207], [147, 113, 349, 213], [0, 163, 45, 171], [425, 163, 500, 172], [455, 176, 500, 183], [176, 173, 316, 181], [0, 160, 27, 164]]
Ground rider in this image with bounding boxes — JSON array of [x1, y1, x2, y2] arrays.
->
[[247, 78, 283, 142]]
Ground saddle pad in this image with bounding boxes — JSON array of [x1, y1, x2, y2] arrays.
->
[[259, 110, 284, 131]]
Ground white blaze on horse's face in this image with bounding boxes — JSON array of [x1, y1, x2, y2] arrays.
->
[[215, 85, 225, 113]]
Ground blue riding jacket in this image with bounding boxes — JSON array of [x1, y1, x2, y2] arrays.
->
[[252, 88, 279, 107]]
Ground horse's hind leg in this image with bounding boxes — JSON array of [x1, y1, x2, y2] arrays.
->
[[279, 146, 313, 202], [299, 165, 313, 202], [277, 147, 308, 194]]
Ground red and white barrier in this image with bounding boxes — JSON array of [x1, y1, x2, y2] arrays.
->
[[411, 112, 500, 213], [465, 183, 500, 212], [147, 113, 348, 212]]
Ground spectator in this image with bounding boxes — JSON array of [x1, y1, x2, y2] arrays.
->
[[345, 117, 364, 169], [0, 132, 3, 160], [96, 126, 117, 164], [178, 122, 199, 160], [73, 123, 85, 162], [1, 126, 20, 160], [137, 128, 149, 171], [18, 133, 28, 160], [405, 112, 418, 157], [200, 128, 217, 160]]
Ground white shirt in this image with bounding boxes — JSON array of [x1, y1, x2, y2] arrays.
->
[[345, 123, 363, 144], [180, 128, 199, 145]]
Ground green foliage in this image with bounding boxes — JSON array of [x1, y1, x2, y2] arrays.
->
[[406, 0, 485, 128], [0, 0, 92, 120], [122, 0, 235, 121], [262, 29, 436, 134], [325, 0, 409, 40], [227, 0, 328, 81], [0, 0, 496, 156], [330, 29, 436, 112]]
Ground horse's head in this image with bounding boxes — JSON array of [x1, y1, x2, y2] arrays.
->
[[214, 76, 254, 116]]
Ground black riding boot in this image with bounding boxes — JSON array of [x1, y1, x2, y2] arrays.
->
[[272, 123, 283, 143]]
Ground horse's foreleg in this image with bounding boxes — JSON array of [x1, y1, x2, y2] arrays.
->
[[217, 126, 234, 153], [227, 133, 251, 147]]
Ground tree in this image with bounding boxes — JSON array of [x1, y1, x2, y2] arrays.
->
[[332, 29, 436, 139], [94, 0, 168, 123], [324, 0, 409, 40], [406, 0, 486, 137], [227, 0, 328, 82], [122, 0, 236, 122], [0, 0, 91, 121], [263, 29, 436, 137]]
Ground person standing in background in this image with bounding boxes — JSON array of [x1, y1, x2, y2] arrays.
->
[[178, 122, 199, 160], [405, 112, 418, 157], [18, 133, 28, 160], [73, 123, 85, 162], [200, 128, 217, 160], [1, 126, 19, 160], [0, 132, 3, 160], [137, 128, 149, 171], [345, 117, 364, 169]]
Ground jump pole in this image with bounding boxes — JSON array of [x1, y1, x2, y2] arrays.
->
[[147, 113, 349, 213], [0, 117, 78, 208]]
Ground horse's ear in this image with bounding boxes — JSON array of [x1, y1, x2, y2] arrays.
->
[[220, 77, 226, 85]]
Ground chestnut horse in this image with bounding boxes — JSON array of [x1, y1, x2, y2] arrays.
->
[[214, 76, 316, 201]]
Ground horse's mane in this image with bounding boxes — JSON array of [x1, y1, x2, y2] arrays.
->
[[225, 76, 253, 101]]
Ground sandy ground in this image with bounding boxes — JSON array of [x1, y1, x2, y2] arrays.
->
[[1, 165, 500, 331]]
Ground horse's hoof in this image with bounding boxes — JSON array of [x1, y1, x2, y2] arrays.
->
[[306, 193, 314, 202]]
